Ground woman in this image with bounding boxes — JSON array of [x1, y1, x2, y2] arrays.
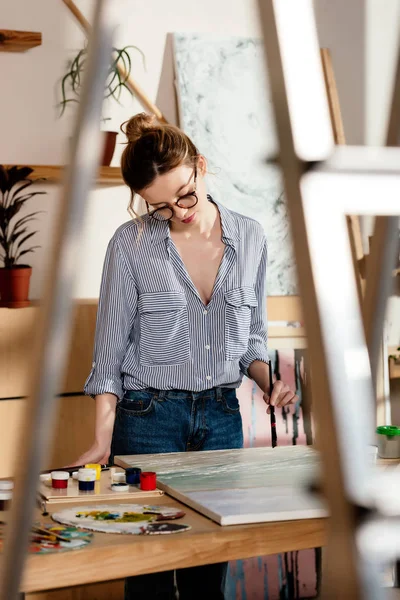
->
[[76, 113, 298, 600]]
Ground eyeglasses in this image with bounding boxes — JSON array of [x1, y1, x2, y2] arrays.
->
[[147, 168, 198, 222]]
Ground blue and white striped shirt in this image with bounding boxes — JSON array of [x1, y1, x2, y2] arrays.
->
[[84, 199, 269, 399]]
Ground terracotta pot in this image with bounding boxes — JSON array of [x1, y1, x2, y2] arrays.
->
[[101, 131, 118, 166], [0, 266, 32, 308]]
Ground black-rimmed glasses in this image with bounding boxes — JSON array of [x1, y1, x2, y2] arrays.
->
[[147, 169, 198, 222]]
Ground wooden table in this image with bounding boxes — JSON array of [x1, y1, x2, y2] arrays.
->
[[7, 444, 394, 597], [9, 494, 326, 595]]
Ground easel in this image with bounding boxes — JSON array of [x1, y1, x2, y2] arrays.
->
[[321, 48, 392, 429], [259, 0, 400, 596]]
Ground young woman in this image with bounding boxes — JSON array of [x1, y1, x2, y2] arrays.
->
[[76, 113, 298, 600]]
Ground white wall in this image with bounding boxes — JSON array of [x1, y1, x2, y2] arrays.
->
[[365, 0, 400, 146], [314, 0, 366, 145], [1, 0, 370, 301], [365, 0, 400, 346], [0, 0, 264, 299]]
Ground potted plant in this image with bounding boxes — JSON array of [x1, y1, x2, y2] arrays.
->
[[0, 166, 45, 308], [59, 44, 145, 166]]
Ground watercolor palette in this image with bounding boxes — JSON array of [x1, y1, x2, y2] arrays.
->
[[0, 523, 93, 554], [38, 469, 163, 506], [52, 504, 191, 535]]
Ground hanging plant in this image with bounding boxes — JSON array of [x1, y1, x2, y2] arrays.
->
[[59, 44, 145, 118], [59, 44, 145, 166]]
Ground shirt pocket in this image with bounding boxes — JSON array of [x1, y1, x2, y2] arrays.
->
[[138, 291, 191, 367], [224, 287, 258, 360]]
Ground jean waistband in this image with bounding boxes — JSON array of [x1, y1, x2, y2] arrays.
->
[[124, 387, 234, 401]]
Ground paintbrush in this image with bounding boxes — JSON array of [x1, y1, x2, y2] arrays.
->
[[39, 464, 109, 476], [31, 525, 71, 543], [269, 361, 277, 448]]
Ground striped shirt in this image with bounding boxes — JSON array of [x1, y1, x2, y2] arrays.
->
[[84, 198, 269, 399]]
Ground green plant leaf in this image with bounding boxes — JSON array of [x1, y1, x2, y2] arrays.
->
[[11, 212, 43, 232], [9, 191, 46, 209], [15, 246, 40, 264], [7, 179, 39, 205], [15, 230, 37, 251], [6, 166, 34, 189], [0, 165, 8, 194], [59, 43, 145, 115], [123, 45, 146, 70], [8, 227, 27, 243]]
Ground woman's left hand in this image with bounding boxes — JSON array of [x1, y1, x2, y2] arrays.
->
[[263, 380, 298, 414]]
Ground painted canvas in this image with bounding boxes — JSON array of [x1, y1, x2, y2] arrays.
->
[[115, 446, 326, 526], [115, 445, 319, 495], [180, 487, 326, 526], [173, 32, 298, 296]]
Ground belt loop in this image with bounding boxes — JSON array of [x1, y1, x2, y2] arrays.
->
[[216, 387, 222, 401]]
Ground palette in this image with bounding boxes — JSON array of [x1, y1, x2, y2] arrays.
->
[[38, 469, 163, 507], [52, 504, 191, 535], [115, 446, 328, 526]]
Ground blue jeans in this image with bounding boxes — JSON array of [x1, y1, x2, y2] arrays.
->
[[111, 387, 244, 600]]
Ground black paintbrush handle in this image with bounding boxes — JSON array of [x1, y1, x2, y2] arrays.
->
[[39, 464, 109, 476], [269, 361, 277, 448]]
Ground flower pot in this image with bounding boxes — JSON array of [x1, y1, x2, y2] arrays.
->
[[101, 131, 118, 166], [0, 266, 32, 308]]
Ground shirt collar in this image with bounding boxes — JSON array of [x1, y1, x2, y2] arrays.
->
[[149, 215, 170, 246], [150, 195, 240, 248], [211, 196, 240, 248]]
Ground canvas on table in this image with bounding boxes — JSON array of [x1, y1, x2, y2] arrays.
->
[[115, 446, 326, 526]]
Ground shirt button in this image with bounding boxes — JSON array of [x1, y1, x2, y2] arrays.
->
[[206, 375, 212, 381], [205, 345, 210, 350], [203, 310, 208, 315], [92, 362, 96, 367]]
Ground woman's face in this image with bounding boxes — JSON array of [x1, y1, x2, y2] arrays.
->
[[140, 156, 208, 227]]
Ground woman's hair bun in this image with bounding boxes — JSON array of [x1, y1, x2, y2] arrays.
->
[[122, 112, 157, 143]]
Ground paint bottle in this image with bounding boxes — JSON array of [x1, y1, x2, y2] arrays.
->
[[111, 483, 129, 492], [0, 481, 13, 511], [140, 471, 157, 491], [78, 468, 97, 492], [112, 471, 126, 483], [51, 471, 70, 489], [125, 467, 141, 485], [85, 463, 101, 481]]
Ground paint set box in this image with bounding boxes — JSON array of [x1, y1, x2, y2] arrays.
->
[[38, 468, 163, 505]]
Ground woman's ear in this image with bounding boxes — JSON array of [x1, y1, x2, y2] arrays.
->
[[197, 155, 207, 177]]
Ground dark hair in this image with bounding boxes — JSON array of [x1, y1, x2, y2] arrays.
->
[[121, 113, 200, 217]]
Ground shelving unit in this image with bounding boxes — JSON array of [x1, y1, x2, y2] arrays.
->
[[0, 29, 42, 52], [1, 164, 124, 185]]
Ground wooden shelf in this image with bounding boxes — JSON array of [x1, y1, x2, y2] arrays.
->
[[0, 30, 42, 52], [1, 165, 124, 185]]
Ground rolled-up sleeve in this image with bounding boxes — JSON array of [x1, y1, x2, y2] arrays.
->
[[240, 238, 269, 377], [84, 237, 137, 400]]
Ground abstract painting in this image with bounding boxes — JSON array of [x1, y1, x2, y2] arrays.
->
[[115, 446, 326, 526], [173, 32, 298, 296]]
